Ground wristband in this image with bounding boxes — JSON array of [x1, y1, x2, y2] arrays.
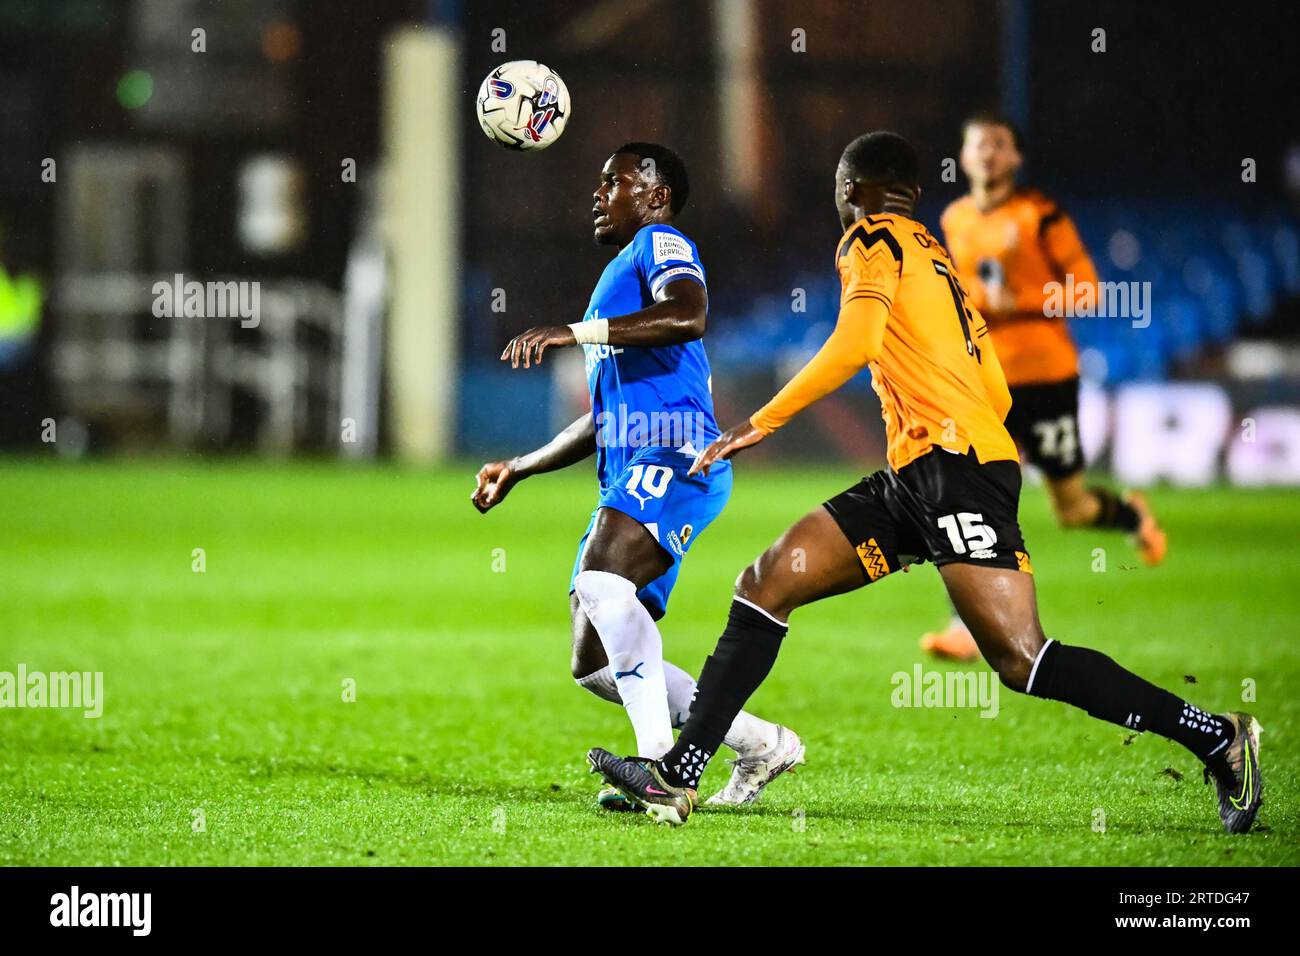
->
[[568, 319, 609, 346]]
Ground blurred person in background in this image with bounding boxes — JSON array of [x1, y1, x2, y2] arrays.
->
[[920, 114, 1167, 662]]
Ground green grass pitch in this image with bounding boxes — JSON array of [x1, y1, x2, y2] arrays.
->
[[1, 460, 1296, 866]]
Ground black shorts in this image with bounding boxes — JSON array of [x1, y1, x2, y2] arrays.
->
[[823, 447, 1032, 583], [1003, 377, 1083, 480]]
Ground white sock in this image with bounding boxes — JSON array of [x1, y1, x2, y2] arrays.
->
[[662, 660, 780, 757], [575, 666, 619, 703], [573, 570, 674, 759]]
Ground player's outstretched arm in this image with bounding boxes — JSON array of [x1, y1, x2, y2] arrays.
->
[[690, 296, 887, 476], [500, 278, 707, 369], [471, 413, 596, 513]]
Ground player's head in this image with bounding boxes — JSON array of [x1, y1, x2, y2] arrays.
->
[[593, 142, 690, 247], [960, 112, 1023, 189], [835, 131, 920, 228]]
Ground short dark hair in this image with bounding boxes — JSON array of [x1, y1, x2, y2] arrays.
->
[[615, 142, 691, 214], [962, 111, 1023, 151], [839, 131, 919, 188]]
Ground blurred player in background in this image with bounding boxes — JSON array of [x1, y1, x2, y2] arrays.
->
[[588, 132, 1262, 835], [473, 143, 803, 809], [921, 113, 1167, 661]]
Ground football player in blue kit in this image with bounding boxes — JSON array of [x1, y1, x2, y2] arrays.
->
[[472, 143, 803, 809]]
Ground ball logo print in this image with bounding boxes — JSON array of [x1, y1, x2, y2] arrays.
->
[[476, 60, 570, 151]]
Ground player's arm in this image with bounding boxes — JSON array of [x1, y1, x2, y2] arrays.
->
[[688, 296, 888, 476], [501, 277, 706, 368], [472, 413, 596, 513], [1011, 206, 1098, 313], [600, 277, 707, 346], [974, 318, 1012, 421], [1041, 209, 1098, 288]]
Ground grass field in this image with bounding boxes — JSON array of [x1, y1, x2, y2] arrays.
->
[[1, 459, 1296, 866]]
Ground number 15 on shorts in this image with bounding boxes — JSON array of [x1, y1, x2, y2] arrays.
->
[[937, 512, 998, 556]]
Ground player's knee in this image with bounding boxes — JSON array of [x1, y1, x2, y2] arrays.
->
[[733, 560, 788, 618], [571, 647, 596, 681], [987, 634, 1045, 693], [1053, 500, 1092, 529], [570, 628, 608, 681], [733, 561, 765, 603], [995, 652, 1034, 693], [573, 569, 636, 613]]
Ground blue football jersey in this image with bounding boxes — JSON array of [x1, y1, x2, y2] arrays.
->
[[578, 223, 721, 489]]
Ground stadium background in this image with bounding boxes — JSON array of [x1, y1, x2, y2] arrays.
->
[[1, 0, 1297, 867]]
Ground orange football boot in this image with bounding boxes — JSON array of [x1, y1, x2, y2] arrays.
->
[[1123, 489, 1167, 566], [920, 618, 980, 662]]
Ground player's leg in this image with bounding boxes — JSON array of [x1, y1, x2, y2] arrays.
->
[[920, 383, 1061, 661], [923, 381, 1163, 661], [571, 506, 677, 758], [1042, 472, 1166, 565], [568, 456, 789, 778], [570, 592, 616, 700], [665, 502, 879, 767], [588, 501, 878, 822], [570, 587, 781, 762], [569, 593, 650, 812], [940, 562, 1261, 833], [1024, 379, 1166, 561]]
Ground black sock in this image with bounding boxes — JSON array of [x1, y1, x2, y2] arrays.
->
[[1027, 641, 1232, 764], [1089, 486, 1141, 532], [657, 599, 787, 788]]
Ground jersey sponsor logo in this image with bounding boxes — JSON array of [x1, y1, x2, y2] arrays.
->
[[582, 341, 624, 375], [581, 311, 623, 375], [969, 548, 997, 559], [666, 523, 694, 557], [652, 230, 694, 265]]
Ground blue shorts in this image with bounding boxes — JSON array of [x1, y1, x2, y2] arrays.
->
[[569, 444, 732, 620]]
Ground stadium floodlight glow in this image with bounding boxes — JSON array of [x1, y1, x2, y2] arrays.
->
[[116, 69, 154, 110]]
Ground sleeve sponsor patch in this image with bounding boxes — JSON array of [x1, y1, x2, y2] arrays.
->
[[652, 230, 695, 265]]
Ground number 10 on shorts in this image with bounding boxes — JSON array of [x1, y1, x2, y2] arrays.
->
[[625, 464, 673, 499], [937, 512, 998, 555]]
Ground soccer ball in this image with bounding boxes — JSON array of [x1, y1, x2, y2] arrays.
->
[[475, 60, 570, 151]]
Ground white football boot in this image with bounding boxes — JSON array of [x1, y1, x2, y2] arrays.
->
[[705, 726, 805, 806]]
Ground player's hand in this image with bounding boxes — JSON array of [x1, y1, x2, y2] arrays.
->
[[501, 325, 577, 369], [983, 283, 1017, 315], [472, 459, 519, 513], [689, 421, 765, 477]]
